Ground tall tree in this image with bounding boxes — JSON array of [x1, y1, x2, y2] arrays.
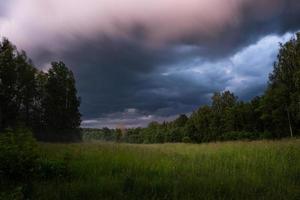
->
[[189, 106, 213, 142], [43, 61, 81, 131], [211, 91, 237, 138], [15, 51, 37, 126], [261, 32, 300, 137], [0, 39, 18, 130], [0, 38, 37, 130], [32, 71, 47, 130], [174, 114, 188, 127]]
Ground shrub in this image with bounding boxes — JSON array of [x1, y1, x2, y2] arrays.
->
[[0, 128, 40, 181], [182, 136, 192, 143], [128, 135, 143, 144], [34, 129, 82, 142], [222, 131, 260, 141], [0, 186, 24, 200], [37, 158, 70, 179], [222, 131, 282, 141], [259, 131, 273, 139]]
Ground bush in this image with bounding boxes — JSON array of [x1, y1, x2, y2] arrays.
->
[[127, 135, 143, 144], [37, 158, 70, 179], [0, 128, 73, 199], [222, 131, 260, 141], [259, 131, 273, 139], [221, 131, 272, 140], [0, 128, 40, 180], [0, 186, 24, 200], [182, 136, 192, 143], [34, 129, 82, 142]]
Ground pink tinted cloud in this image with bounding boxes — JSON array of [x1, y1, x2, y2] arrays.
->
[[0, 0, 284, 53]]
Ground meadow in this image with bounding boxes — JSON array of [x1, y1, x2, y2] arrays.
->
[[12, 139, 297, 200]]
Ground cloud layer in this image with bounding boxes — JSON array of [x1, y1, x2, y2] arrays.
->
[[2, 0, 299, 55], [1, 0, 299, 128]]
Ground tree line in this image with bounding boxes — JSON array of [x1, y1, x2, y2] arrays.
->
[[83, 32, 300, 143], [0, 38, 81, 141]]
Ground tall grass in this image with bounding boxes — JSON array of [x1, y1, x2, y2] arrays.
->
[[31, 139, 300, 199]]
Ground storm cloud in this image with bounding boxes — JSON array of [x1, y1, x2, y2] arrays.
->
[[0, 0, 299, 128]]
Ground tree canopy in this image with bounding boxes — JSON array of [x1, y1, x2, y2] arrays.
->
[[0, 38, 81, 141]]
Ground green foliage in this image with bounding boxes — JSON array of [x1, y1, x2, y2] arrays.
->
[[125, 128, 143, 143], [0, 187, 24, 200], [182, 136, 192, 143], [115, 129, 123, 142], [222, 131, 259, 141], [43, 62, 81, 132], [261, 33, 300, 137], [259, 131, 273, 139], [83, 128, 112, 141], [0, 39, 38, 130], [173, 114, 188, 127], [37, 158, 70, 179], [0, 38, 82, 141], [0, 128, 72, 199], [189, 105, 213, 142], [0, 129, 76, 177], [16, 140, 300, 199], [0, 128, 39, 180]]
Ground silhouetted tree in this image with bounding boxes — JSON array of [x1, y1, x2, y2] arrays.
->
[[261, 32, 300, 137], [0, 38, 37, 130], [43, 61, 81, 131]]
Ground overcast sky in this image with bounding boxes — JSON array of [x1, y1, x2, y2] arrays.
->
[[1, 0, 300, 128]]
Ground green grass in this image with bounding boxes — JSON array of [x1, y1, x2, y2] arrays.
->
[[30, 139, 300, 199]]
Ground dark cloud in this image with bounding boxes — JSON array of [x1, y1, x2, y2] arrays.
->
[[1, 0, 300, 127]]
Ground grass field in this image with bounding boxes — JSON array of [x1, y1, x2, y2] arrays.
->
[[23, 139, 300, 199]]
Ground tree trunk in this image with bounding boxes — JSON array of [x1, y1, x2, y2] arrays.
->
[[286, 106, 293, 137]]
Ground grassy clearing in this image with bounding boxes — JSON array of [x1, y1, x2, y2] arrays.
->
[[29, 139, 300, 199]]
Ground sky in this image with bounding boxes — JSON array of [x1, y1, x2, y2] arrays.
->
[[0, 0, 300, 128]]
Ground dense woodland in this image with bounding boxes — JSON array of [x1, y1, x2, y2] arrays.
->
[[1, 33, 300, 143]]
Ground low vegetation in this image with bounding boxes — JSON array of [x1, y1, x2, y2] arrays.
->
[[0, 129, 71, 199], [1, 138, 299, 199]]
